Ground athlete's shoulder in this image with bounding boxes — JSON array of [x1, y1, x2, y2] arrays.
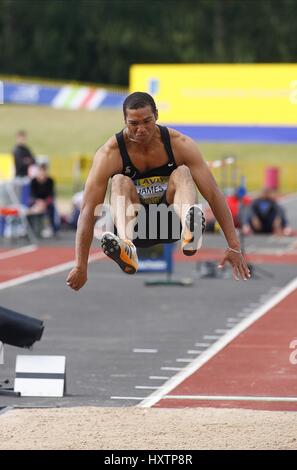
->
[[93, 135, 120, 163], [167, 127, 204, 165], [92, 135, 122, 174], [168, 127, 194, 145]]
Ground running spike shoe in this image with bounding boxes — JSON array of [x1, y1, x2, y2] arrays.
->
[[101, 232, 138, 274]]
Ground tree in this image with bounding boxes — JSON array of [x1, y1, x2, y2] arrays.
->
[[0, 0, 296, 86]]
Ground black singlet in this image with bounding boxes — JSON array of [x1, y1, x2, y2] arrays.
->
[[115, 125, 177, 205]]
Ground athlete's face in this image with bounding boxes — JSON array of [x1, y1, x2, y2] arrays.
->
[[125, 106, 158, 144]]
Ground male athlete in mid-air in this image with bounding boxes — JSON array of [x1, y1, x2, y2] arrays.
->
[[67, 92, 250, 290]]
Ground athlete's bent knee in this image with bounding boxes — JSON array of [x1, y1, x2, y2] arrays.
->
[[111, 174, 133, 190], [171, 165, 192, 181]]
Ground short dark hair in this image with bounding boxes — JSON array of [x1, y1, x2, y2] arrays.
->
[[16, 130, 27, 137], [123, 92, 157, 118], [39, 162, 48, 171]]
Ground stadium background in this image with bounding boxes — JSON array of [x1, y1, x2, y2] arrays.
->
[[1, 0, 297, 197], [1, 0, 297, 451]]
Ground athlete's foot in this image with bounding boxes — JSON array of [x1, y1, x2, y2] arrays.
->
[[181, 205, 206, 256], [101, 232, 138, 274]]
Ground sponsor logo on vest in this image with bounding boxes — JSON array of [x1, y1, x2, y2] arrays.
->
[[124, 166, 136, 178]]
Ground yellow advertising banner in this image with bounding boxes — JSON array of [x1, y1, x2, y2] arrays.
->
[[130, 64, 297, 126]]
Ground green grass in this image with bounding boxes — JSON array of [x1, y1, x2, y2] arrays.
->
[[0, 104, 124, 155], [1, 104, 297, 195], [0, 104, 124, 196]]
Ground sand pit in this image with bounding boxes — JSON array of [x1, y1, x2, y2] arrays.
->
[[0, 406, 297, 450]]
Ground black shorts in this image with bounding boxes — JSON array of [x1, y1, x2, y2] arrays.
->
[[115, 193, 182, 248]]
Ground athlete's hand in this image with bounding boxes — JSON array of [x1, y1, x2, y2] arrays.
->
[[66, 267, 87, 291], [218, 249, 251, 281]]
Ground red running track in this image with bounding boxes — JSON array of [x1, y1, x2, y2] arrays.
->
[[154, 283, 297, 411], [0, 246, 100, 283], [1, 246, 296, 285]]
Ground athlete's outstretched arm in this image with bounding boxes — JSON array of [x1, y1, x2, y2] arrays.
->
[[177, 136, 251, 281], [66, 146, 119, 290]]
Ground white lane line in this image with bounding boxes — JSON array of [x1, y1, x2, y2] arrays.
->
[[249, 303, 261, 308], [203, 335, 220, 340], [110, 374, 129, 378], [161, 367, 183, 371], [227, 318, 239, 322], [163, 395, 297, 403], [133, 349, 158, 353], [149, 376, 169, 380], [176, 358, 194, 363], [0, 244, 37, 260], [138, 274, 297, 408], [0, 252, 104, 290], [195, 342, 211, 347], [110, 396, 146, 400], [187, 350, 203, 355], [0, 406, 13, 416], [215, 329, 229, 334], [135, 386, 159, 390]]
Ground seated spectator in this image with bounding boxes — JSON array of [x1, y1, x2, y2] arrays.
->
[[68, 190, 84, 229], [225, 187, 252, 228], [28, 163, 60, 236], [204, 187, 251, 233], [12, 130, 36, 177], [242, 188, 292, 236]]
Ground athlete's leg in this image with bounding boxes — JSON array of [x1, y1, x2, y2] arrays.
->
[[110, 174, 140, 240], [101, 175, 140, 274], [165, 165, 205, 255], [166, 165, 198, 227]]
